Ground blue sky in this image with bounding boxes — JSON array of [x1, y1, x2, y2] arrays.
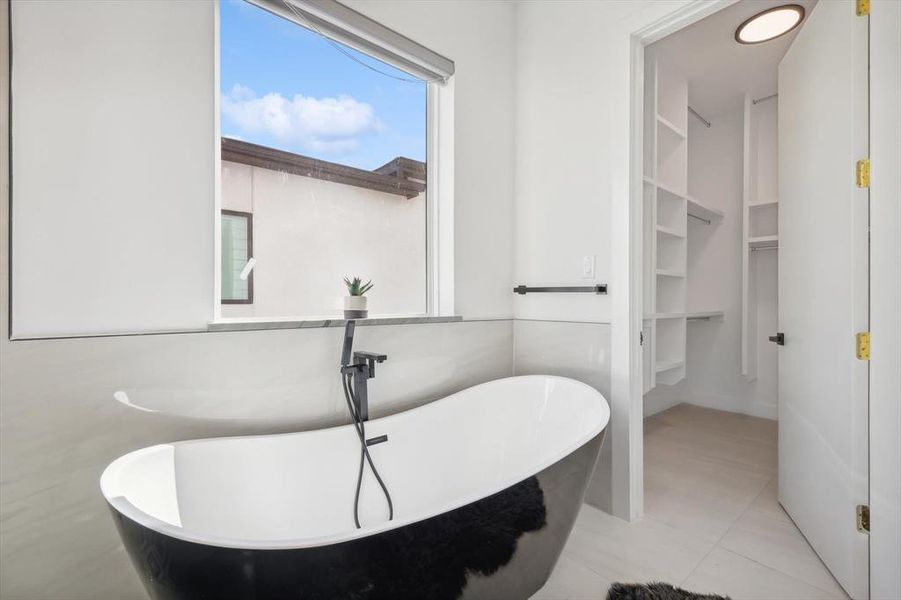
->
[[219, 0, 426, 171]]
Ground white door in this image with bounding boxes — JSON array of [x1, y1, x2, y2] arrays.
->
[[778, 1, 869, 598]]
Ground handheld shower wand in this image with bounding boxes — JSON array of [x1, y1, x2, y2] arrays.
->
[[341, 319, 356, 367], [340, 320, 393, 529]]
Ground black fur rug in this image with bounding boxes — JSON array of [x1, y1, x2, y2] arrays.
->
[[607, 582, 731, 600]]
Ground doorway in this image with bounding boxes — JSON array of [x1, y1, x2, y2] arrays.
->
[[634, 1, 870, 598]]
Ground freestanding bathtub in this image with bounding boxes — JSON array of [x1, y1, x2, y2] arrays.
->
[[101, 375, 609, 600]]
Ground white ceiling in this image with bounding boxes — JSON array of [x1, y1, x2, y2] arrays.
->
[[650, 0, 818, 120]]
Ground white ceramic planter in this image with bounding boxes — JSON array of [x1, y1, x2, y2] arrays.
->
[[343, 295, 368, 319]]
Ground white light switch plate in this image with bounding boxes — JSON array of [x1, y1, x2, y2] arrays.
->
[[582, 255, 595, 279]]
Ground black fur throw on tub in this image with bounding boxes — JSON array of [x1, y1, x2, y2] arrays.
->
[[268, 475, 548, 600], [112, 475, 547, 600], [365, 474, 548, 599], [607, 582, 731, 600]]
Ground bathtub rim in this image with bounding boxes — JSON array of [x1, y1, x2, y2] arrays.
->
[[101, 375, 609, 551]]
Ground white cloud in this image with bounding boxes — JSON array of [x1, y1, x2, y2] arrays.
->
[[221, 84, 381, 154]]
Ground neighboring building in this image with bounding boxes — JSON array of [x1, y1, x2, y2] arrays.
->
[[220, 138, 426, 319]]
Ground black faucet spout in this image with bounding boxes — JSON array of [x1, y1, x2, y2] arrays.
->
[[353, 351, 388, 377], [339, 322, 388, 422]]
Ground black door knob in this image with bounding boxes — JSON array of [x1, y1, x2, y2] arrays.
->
[[768, 332, 785, 345]]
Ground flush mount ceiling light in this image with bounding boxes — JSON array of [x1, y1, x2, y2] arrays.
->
[[735, 4, 805, 44]]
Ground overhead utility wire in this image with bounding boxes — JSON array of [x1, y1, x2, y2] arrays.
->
[[280, 0, 440, 84]]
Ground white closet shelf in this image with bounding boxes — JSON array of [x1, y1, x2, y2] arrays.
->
[[749, 199, 778, 209], [656, 224, 685, 238], [749, 235, 778, 249], [686, 195, 725, 223], [643, 176, 687, 202], [656, 113, 687, 139], [656, 268, 685, 278], [655, 358, 685, 373], [657, 180, 685, 201]]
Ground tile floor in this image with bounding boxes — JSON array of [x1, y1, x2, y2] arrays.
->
[[533, 403, 848, 600]]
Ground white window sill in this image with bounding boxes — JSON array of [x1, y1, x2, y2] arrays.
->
[[207, 315, 463, 333]]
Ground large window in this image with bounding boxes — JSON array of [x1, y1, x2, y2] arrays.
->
[[218, 0, 439, 320]]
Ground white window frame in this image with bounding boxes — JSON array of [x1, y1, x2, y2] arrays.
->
[[426, 79, 455, 318], [213, 0, 455, 323]]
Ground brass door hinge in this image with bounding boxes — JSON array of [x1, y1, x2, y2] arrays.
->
[[856, 0, 870, 16], [856, 159, 870, 188], [856, 331, 870, 360], [856, 504, 870, 533]]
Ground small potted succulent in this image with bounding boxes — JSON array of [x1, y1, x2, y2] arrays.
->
[[343, 276, 373, 319]]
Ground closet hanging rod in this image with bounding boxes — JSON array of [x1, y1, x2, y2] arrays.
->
[[752, 93, 778, 105], [513, 284, 608, 295], [688, 106, 711, 128], [688, 213, 712, 225], [750, 245, 778, 252]]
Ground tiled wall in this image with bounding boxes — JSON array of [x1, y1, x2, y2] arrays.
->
[[513, 319, 613, 512], [0, 320, 513, 598]]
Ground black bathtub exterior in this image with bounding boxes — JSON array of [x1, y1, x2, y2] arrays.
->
[[109, 431, 604, 600]]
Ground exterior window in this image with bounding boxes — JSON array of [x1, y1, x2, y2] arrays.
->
[[218, 0, 434, 320], [220, 210, 253, 304]]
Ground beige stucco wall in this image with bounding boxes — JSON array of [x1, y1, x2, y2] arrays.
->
[[220, 161, 426, 319]]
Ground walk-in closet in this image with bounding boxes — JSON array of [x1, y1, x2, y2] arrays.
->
[[640, 0, 801, 419]]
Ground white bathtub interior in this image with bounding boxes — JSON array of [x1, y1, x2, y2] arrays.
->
[[101, 376, 609, 549]]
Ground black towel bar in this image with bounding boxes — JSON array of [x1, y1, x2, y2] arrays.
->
[[513, 284, 607, 295]]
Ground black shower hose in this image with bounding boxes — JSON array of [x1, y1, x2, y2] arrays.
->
[[342, 372, 394, 529]]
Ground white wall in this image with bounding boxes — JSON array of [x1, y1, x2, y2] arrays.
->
[[10, 0, 215, 338], [9, 0, 517, 335], [513, 0, 695, 520], [220, 161, 426, 318], [0, 1, 517, 597], [345, 0, 517, 321], [513, 1, 695, 324]]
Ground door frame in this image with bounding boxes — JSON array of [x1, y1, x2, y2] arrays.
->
[[617, 0, 738, 522], [869, 2, 901, 598]]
